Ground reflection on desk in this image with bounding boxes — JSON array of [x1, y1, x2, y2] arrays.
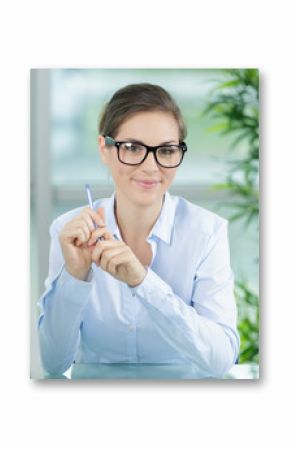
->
[[43, 363, 259, 380]]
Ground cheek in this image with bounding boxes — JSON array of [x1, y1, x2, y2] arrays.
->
[[111, 163, 134, 182], [164, 169, 177, 185]]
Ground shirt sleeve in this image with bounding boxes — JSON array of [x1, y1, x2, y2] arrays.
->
[[37, 219, 93, 375], [128, 220, 240, 378]]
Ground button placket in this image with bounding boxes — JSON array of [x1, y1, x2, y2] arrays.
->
[[151, 238, 159, 271], [121, 283, 138, 361]]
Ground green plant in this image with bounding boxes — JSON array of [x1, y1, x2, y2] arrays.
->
[[203, 69, 259, 364], [204, 69, 259, 227], [235, 281, 259, 363]]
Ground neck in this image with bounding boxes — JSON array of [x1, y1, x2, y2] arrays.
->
[[114, 190, 164, 245]]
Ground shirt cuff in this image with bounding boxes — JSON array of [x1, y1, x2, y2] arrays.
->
[[128, 267, 172, 309], [59, 266, 94, 283], [56, 266, 94, 306]]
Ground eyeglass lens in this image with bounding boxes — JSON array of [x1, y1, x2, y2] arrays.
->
[[119, 142, 183, 167]]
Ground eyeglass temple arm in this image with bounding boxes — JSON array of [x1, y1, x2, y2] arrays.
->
[[104, 136, 115, 146]]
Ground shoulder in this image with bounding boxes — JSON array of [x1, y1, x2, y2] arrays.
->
[[172, 194, 228, 238], [50, 197, 109, 235]]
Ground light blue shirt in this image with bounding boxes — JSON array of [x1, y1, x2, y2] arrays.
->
[[37, 191, 240, 378]]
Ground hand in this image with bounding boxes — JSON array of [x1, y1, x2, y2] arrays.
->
[[59, 206, 107, 281], [89, 228, 148, 287]]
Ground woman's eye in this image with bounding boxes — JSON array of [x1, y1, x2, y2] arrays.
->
[[125, 144, 142, 152], [159, 147, 176, 155]]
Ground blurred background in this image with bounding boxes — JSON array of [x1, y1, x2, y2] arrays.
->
[[30, 68, 259, 377]]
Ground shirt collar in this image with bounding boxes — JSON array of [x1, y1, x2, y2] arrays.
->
[[98, 190, 176, 245]]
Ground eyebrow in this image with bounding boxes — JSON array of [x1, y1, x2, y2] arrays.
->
[[123, 138, 178, 145]]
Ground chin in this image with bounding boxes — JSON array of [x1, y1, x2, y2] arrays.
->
[[132, 189, 164, 207]]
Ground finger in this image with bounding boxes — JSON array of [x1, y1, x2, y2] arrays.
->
[[71, 230, 87, 247], [78, 212, 96, 233], [75, 227, 88, 244], [91, 241, 124, 265], [69, 220, 91, 246], [95, 240, 124, 247], [106, 250, 131, 275], [100, 247, 128, 272], [78, 219, 91, 240], [97, 207, 106, 224], [91, 240, 125, 266], [61, 224, 88, 244], [82, 207, 106, 228], [87, 227, 115, 246], [65, 217, 91, 236], [92, 239, 124, 252]]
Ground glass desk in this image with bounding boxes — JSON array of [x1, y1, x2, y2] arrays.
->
[[42, 363, 259, 380]]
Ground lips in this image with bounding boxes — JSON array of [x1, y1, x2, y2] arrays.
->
[[135, 179, 160, 183], [134, 179, 161, 189]]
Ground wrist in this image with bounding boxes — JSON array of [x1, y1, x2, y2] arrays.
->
[[65, 265, 91, 282], [128, 267, 148, 288]]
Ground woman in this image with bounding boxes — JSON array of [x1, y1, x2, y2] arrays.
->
[[37, 83, 240, 377]]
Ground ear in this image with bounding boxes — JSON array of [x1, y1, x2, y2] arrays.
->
[[98, 134, 110, 165]]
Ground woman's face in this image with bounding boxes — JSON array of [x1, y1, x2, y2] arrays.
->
[[98, 111, 180, 207]]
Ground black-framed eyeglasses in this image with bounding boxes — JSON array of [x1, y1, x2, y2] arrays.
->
[[104, 135, 187, 168]]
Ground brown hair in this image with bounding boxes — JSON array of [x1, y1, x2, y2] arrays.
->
[[98, 83, 187, 142]]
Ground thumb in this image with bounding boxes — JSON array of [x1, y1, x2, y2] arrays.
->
[[97, 207, 106, 224]]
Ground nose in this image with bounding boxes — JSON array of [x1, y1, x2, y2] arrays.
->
[[141, 151, 159, 170]]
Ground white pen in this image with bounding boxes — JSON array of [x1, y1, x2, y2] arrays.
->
[[85, 183, 94, 210], [85, 184, 104, 241]]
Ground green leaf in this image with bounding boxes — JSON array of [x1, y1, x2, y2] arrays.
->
[[239, 346, 259, 363], [216, 79, 241, 89], [206, 122, 229, 133], [230, 130, 253, 149]]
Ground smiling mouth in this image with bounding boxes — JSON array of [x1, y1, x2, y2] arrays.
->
[[134, 179, 161, 189]]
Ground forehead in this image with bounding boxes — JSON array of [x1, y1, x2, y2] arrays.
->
[[116, 111, 179, 143]]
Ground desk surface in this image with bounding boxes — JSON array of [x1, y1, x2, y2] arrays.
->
[[42, 363, 259, 380]]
